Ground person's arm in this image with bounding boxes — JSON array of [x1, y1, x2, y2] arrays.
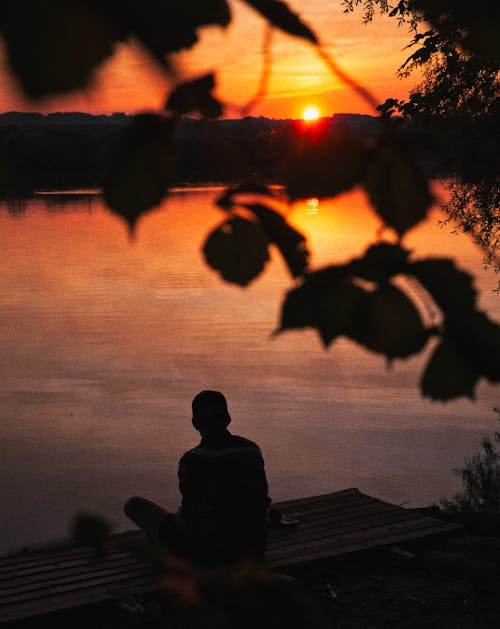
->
[[237, 446, 271, 512], [178, 455, 191, 522]]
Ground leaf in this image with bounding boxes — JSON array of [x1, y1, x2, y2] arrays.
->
[[0, 3, 117, 98], [421, 338, 479, 401], [243, 0, 317, 43], [102, 114, 174, 232], [350, 285, 430, 359], [412, 0, 500, 62], [410, 259, 477, 316], [203, 216, 270, 286], [278, 282, 316, 333], [363, 145, 433, 237], [97, 0, 231, 60], [285, 137, 371, 200], [278, 272, 367, 347], [166, 74, 223, 119], [448, 311, 500, 383], [244, 203, 309, 277], [346, 243, 410, 283]]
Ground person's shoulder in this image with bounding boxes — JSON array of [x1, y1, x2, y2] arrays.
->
[[230, 434, 257, 446], [230, 435, 263, 453], [179, 445, 202, 464]]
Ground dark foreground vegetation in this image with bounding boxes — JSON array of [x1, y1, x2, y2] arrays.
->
[[299, 531, 500, 629]]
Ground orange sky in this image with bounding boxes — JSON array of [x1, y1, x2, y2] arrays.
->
[[0, 1, 421, 119]]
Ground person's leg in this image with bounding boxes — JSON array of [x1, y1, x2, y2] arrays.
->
[[124, 496, 176, 542]]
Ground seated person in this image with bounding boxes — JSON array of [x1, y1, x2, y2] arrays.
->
[[124, 390, 271, 565]]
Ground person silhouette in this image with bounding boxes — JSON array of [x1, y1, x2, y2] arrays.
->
[[124, 391, 271, 565]]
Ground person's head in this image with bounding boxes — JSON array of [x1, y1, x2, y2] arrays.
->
[[191, 390, 231, 436]]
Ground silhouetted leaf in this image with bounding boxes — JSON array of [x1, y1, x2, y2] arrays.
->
[[216, 183, 275, 210], [278, 273, 367, 347], [412, 0, 500, 61], [448, 311, 500, 383], [0, 3, 117, 98], [71, 513, 111, 557], [95, 0, 231, 60], [103, 114, 174, 232], [285, 137, 371, 200], [278, 283, 316, 332], [410, 259, 477, 316], [350, 285, 430, 359], [166, 74, 223, 118], [203, 216, 270, 286], [346, 243, 410, 283], [363, 145, 433, 237], [421, 338, 479, 401], [0, 148, 10, 199], [243, 0, 317, 43], [244, 203, 309, 277]]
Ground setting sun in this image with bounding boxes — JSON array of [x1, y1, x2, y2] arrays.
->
[[303, 106, 320, 121]]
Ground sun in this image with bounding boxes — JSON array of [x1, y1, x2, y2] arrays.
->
[[303, 106, 320, 121]]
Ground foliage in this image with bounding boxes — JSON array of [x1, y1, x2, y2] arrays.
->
[[0, 1, 499, 400], [440, 407, 500, 511], [69, 512, 329, 628], [346, 1, 500, 277], [379, 48, 499, 273], [105, 533, 329, 629], [343, 0, 500, 62], [140, 555, 329, 629]]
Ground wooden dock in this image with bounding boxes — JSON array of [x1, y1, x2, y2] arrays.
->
[[0, 488, 460, 623]]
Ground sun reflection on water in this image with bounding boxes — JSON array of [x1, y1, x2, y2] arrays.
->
[[305, 197, 319, 215]]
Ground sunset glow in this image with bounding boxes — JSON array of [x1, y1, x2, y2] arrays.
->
[[303, 106, 320, 121], [0, 2, 422, 119]]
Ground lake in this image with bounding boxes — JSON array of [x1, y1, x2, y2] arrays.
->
[[0, 184, 498, 554]]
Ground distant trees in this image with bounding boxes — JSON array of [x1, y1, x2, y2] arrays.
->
[[0, 1, 498, 400]]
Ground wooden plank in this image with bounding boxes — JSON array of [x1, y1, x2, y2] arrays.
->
[[268, 522, 460, 568], [278, 502, 421, 528], [0, 575, 156, 623], [0, 547, 101, 568], [0, 552, 134, 582], [266, 521, 454, 560], [278, 493, 411, 519], [266, 517, 459, 563], [0, 565, 152, 605], [278, 490, 369, 510], [277, 495, 379, 519], [0, 532, 139, 570], [1, 556, 145, 590], [267, 516, 457, 561], [267, 510, 430, 551], [0, 546, 123, 572], [268, 502, 414, 536]]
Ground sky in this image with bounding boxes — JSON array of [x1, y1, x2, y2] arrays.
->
[[0, 1, 421, 119]]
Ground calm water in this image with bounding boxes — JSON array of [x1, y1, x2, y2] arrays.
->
[[1, 185, 498, 554]]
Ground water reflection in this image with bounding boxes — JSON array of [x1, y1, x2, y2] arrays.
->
[[0, 186, 498, 554], [305, 197, 319, 215]]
